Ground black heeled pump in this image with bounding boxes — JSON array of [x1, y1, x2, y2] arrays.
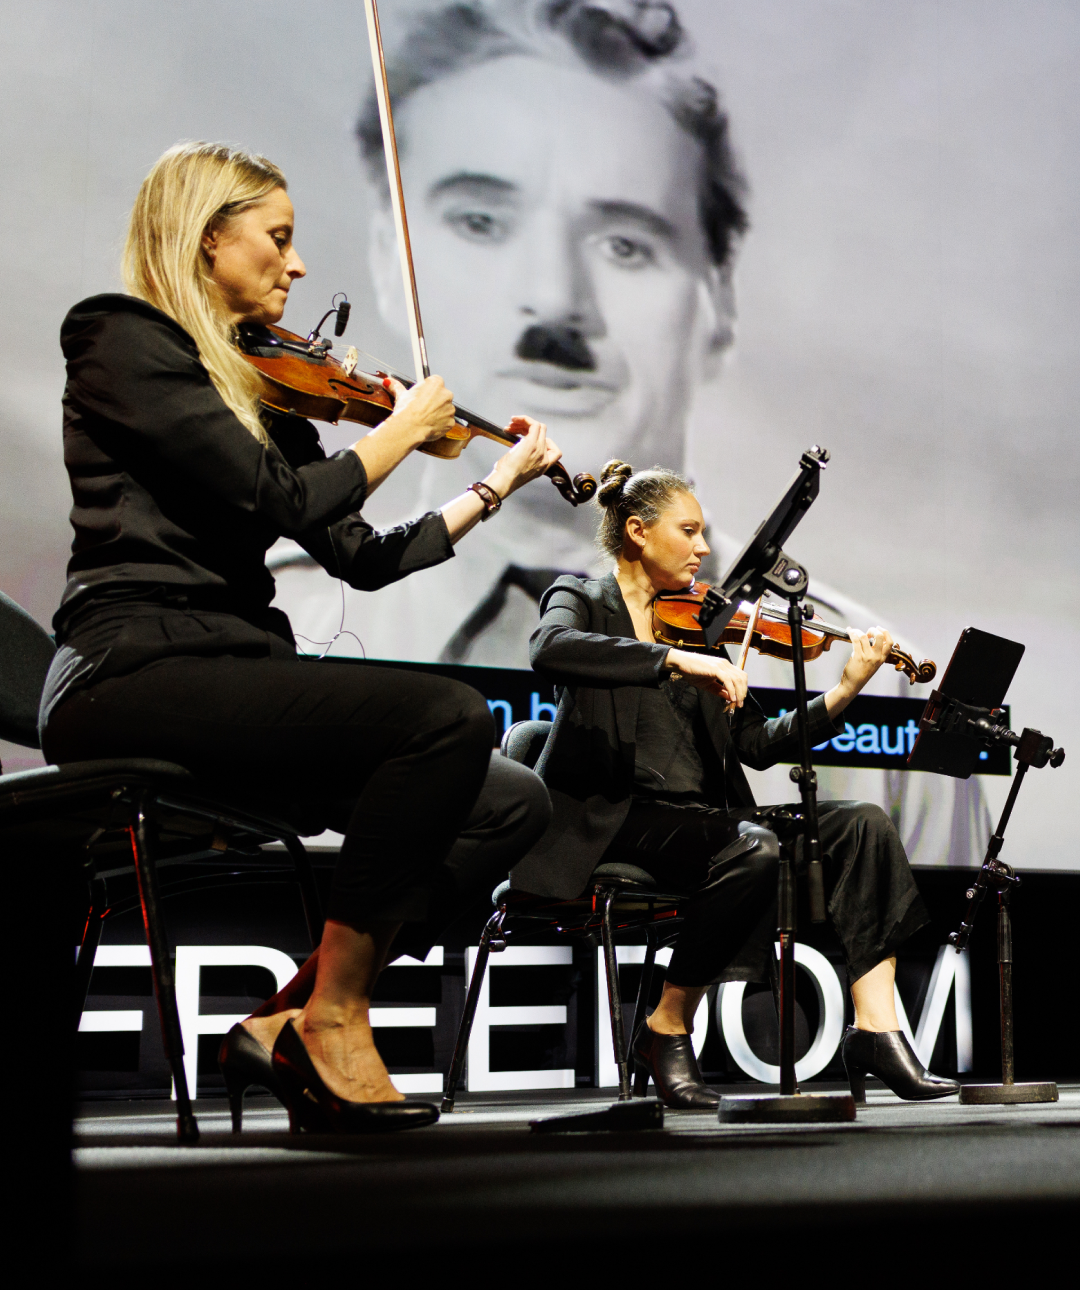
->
[[218, 1022, 281, 1133], [842, 1026, 960, 1102], [632, 1020, 720, 1110], [271, 1020, 440, 1134]]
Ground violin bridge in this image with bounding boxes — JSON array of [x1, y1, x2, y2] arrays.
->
[[342, 347, 359, 377]]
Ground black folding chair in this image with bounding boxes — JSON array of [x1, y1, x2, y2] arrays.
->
[[441, 720, 686, 1111], [0, 592, 324, 1143]]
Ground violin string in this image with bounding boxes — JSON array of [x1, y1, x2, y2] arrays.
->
[[352, 346, 412, 386]]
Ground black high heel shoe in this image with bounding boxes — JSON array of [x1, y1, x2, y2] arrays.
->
[[272, 1021, 440, 1134], [218, 1023, 282, 1133], [842, 1026, 960, 1102], [632, 1020, 720, 1109]]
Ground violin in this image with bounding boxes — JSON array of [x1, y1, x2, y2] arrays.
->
[[651, 582, 937, 686], [236, 321, 597, 507]]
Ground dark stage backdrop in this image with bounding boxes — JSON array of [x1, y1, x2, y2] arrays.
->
[[1, 2, 1076, 870]]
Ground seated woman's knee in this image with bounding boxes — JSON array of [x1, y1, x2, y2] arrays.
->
[[491, 754, 553, 835], [426, 679, 495, 751], [849, 801, 895, 838], [736, 824, 781, 888], [749, 822, 780, 860], [460, 684, 496, 745]]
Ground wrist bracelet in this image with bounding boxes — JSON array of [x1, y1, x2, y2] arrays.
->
[[468, 480, 502, 520]]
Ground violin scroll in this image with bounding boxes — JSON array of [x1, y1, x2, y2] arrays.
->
[[889, 648, 937, 686], [548, 466, 598, 507]]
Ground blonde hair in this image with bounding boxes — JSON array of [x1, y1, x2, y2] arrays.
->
[[123, 141, 287, 444], [595, 459, 694, 558]]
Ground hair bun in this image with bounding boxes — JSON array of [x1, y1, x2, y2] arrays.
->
[[597, 459, 633, 508]]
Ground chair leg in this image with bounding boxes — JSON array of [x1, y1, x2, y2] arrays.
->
[[129, 796, 198, 1145], [74, 874, 108, 1030], [628, 931, 657, 1097], [283, 835, 324, 950], [442, 909, 500, 1113], [599, 887, 631, 1101]]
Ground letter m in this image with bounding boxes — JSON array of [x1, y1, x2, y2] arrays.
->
[[894, 946, 972, 1072]]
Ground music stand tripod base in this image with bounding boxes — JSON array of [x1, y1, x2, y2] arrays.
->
[[959, 1082, 1058, 1106], [719, 1093, 856, 1124]]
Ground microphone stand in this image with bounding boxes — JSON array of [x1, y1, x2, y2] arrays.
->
[[920, 700, 1064, 1104], [699, 448, 855, 1123]]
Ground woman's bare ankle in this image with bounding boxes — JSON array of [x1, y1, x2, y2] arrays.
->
[[299, 999, 371, 1034], [293, 1007, 404, 1103], [241, 1010, 301, 1054], [853, 1015, 899, 1033], [646, 1011, 688, 1036]]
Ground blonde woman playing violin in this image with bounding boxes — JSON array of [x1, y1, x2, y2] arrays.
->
[[512, 461, 959, 1110], [40, 142, 564, 1134]]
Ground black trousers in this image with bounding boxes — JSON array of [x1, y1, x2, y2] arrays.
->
[[42, 656, 550, 928], [603, 798, 929, 986]]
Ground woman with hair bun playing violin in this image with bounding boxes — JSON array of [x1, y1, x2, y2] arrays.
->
[[40, 141, 563, 1133], [512, 461, 959, 1109]]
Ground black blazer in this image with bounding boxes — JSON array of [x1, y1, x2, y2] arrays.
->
[[40, 295, 456, 727], [509, 573, 840, 899], [56, 294, 453, 636]]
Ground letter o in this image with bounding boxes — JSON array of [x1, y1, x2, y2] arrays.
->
[[716, 944, 846, 1083]]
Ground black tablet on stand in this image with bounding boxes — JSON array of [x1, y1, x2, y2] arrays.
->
[[907, 627, 1025, 778]]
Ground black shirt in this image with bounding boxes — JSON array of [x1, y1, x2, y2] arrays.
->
[[633, 673, 733, 807], [633, 676, 707, 797], [41, 295, 455, 722]]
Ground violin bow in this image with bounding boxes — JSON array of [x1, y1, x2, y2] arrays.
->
[[361, 0, 597, 504], [726, 595, 764, 714], [363, 0, 429, 383]]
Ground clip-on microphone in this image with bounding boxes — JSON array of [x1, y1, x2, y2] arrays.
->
[[306, 293, 351, 354]]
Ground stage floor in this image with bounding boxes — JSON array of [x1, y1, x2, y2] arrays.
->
[[75, 1083, 1080, 1271]]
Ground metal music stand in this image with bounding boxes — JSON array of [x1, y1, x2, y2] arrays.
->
[[908, 628, 1064, 1105], [699, 447, 855, 1124]]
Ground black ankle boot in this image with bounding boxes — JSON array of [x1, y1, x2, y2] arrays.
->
[[632, 1021, 720, 1109], [842, 1026, 960, 1102]]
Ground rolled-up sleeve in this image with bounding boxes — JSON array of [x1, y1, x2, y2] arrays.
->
[[297, 510, 455, 591], [733, 693, 841, 770]]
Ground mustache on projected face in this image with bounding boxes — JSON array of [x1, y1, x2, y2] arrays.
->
[[515, 324, 596, 371]]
